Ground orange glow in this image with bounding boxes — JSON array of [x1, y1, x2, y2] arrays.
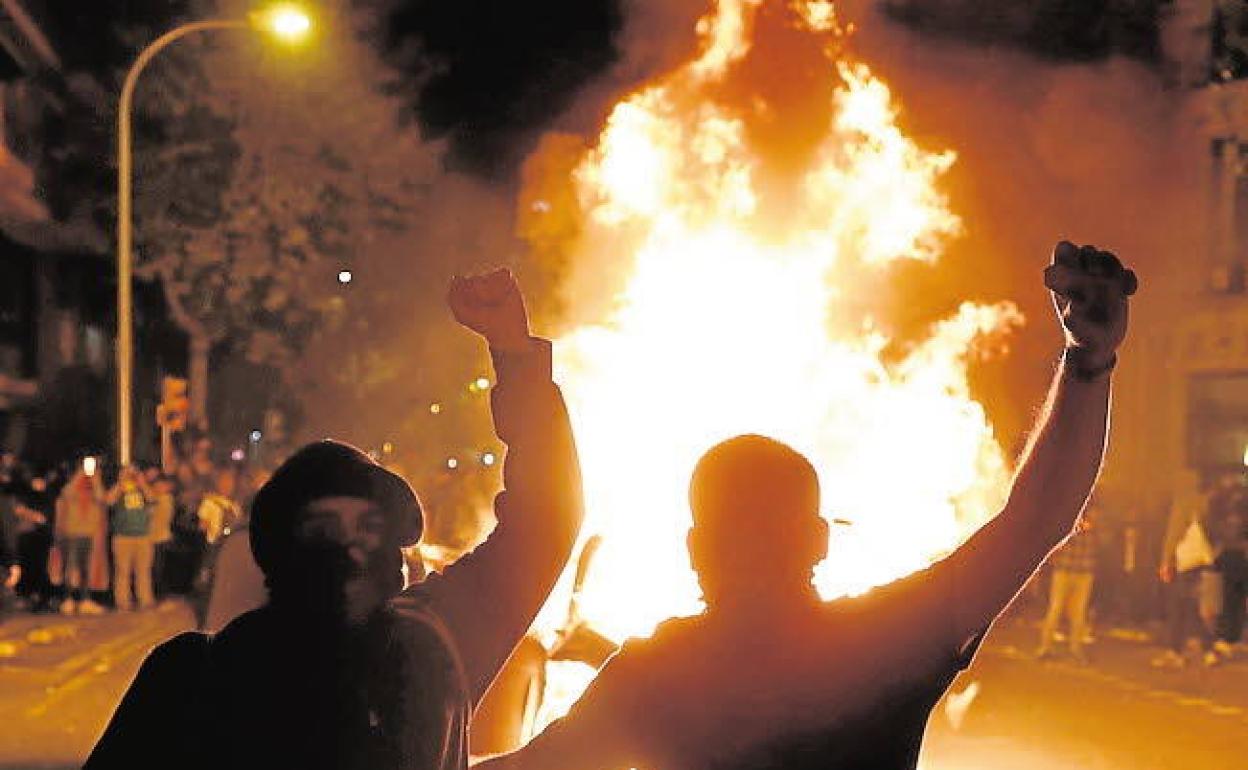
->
[[525, 1, 1023, 725]]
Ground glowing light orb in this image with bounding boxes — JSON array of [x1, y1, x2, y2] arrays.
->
[[259, 5, 311, 42]]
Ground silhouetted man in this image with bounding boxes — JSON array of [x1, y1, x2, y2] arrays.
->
[[85, 269, 583, 770], [478, 242, 1134, 770]]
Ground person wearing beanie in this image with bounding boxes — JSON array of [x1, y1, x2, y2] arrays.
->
[[85, 269, 583, 770], [477, 242, 1133, 770]]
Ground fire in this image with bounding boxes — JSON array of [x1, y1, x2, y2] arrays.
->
[[521, 1, 1023, 725]]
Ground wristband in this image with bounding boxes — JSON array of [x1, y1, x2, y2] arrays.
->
[[1064, 348, 1117, 383]]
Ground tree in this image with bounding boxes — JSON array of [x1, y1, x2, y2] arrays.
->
[[134, 139, 354, 427], [130, 0, 440, 436]]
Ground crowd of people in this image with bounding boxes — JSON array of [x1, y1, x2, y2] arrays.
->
[[0, 437, 262, 623], [1031, 483, 1248, 669]]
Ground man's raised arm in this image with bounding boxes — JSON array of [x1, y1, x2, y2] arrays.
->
[[941, 241, 1136, 645], [418, 268, 584, 705]]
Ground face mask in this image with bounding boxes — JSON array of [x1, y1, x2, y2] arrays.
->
[[275, 540, 402, 619]]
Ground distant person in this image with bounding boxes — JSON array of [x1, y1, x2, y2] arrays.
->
[[85, 269, 583, 770], [107, 466, 156, 611], [196, 467, 274, 630], [1213, 510, 1247, 654], [146, 472, 177, 599], [1154, 470, 1219, 668], [189, 468, 244, 623], [478, 242, 1134, 770], [200, 502, 265, 634], [53, 466, 108, 615], [1035, 505, 1098, 663], [13, 472, 55, 611], [196, 468, 241, 546], [0, 482, 18, 622]]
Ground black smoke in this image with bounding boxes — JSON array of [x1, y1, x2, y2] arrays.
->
[[878, 0, 1162, 62], [360, 0, 624, 177]]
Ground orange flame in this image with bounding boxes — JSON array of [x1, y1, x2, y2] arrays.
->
[[523, 0, 1023, 725]]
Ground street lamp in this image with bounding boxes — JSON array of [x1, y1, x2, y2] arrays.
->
[[262, 4, 313, 40], [115, 5, 311, 466]]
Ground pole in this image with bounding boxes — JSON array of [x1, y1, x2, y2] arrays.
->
[[116, 19, 246, 467], [160, 422, 174, 474]]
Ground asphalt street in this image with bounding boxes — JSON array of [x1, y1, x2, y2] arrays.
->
[[0, 607, 1245, 770]]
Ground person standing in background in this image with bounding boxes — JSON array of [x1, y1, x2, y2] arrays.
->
[[1154, 470, 1218, 668], [12, 471, 53, 612], [54, 466, 109, 615], [147, 471, 177, 600], [0, 483, 19, 623], [1036, 505, 1099, 664], [196, 468, 241, 547], [1213, 508, 1248, 657], [107, 467, 156, 611]]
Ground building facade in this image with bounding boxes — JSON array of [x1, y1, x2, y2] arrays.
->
[[0, 1, 114, 461], [1107, 0, 1248, 516]]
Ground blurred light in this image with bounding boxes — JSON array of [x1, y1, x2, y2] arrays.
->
[[1242, 443, 1248, 467], [256, 4, 312, 41], [446, 457, 459, 470], [230, 448, 246, 462], [249, 429, 263, 443], [337, 270, 353, 285], [474, 376, 491, 391], [429, 402, 442, 415], [481, 452, 497, 467], [83, 456, 97, 477], [383, 441, 394, 454]]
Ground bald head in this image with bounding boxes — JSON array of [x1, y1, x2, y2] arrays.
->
[[689, 434, 820, 530], [687, 435, 827, 607]]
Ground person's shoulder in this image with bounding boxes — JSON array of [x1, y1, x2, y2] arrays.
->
[[842, 568, 928, 604], [382, 599, 467, 690], [649, 613, 701, 644], [212, 605, 273, 649], [611, 613, 702, 665], [152, 630, 212, 658], [825, 566, 947, 627], [387, 592, 459, 655], [137, 631, 213, 686]]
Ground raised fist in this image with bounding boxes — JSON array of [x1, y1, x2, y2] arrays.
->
[[1044, 241, 1136, 370], [447, 268, 532, 352]]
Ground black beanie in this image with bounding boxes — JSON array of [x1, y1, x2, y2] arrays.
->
[[249, 440, 423, 579]]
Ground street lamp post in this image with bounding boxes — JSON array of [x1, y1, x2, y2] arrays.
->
[[115, 7, 310, 466]]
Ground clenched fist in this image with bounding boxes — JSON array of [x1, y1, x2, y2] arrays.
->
[[1044, 241, 1137, 374], [447, 268, 533, 352]]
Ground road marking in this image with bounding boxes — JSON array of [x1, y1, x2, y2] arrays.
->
[[23, 617, 182, 719], [986, 644, 1248, 728]]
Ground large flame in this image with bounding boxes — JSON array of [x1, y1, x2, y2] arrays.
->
[[522, 0, 1023, 725]]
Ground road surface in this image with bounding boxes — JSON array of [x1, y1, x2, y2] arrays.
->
[[1, 607, 1245, 769]]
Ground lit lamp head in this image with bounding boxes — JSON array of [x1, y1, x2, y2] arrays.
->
[[253, 3, 312, 42]]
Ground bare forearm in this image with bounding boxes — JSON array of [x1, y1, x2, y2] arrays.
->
[[945, 350, 1114, 637], [1005, 351, 1111, 547]]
